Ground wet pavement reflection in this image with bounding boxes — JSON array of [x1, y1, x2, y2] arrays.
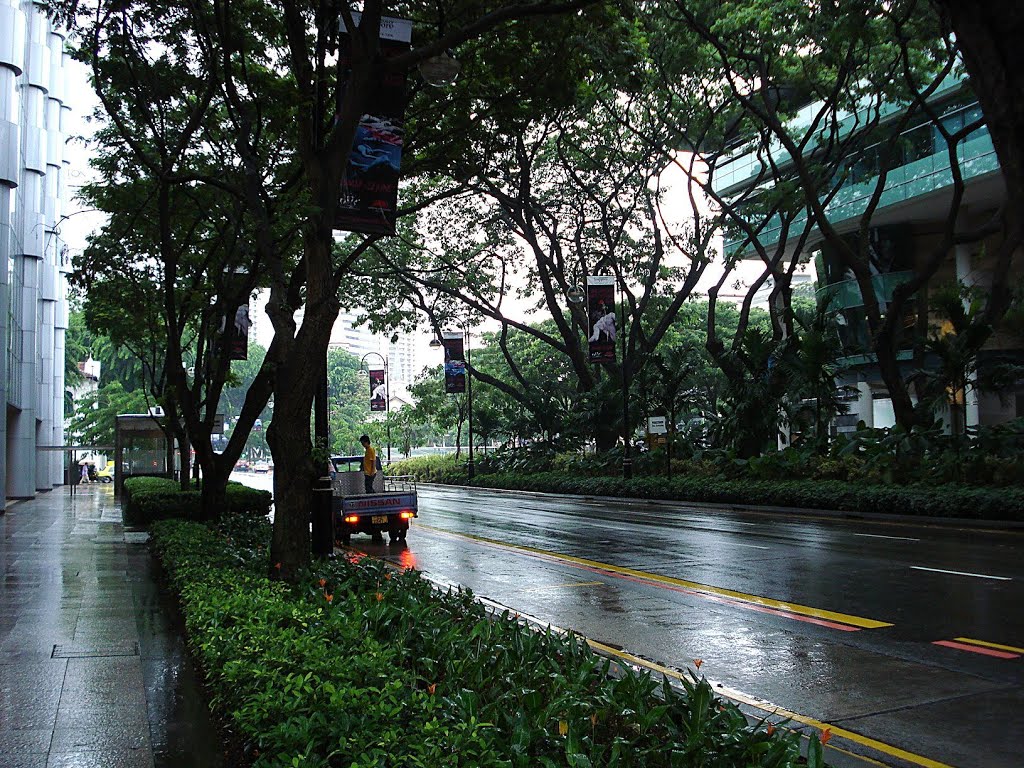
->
[[351, 485, 1024, 768], [0, 484, 222, 768]]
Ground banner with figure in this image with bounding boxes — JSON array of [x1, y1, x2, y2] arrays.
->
[[442, 332, 466, 393], [335, 13, 412, 235], [587, 276, 616, 363], [369, 369, 387, 412], [216, 299, 250, 361]]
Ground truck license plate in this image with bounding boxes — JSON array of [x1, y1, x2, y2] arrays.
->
[[371, 516, 388, 525]]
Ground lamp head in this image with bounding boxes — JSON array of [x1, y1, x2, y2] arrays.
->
[[419, 51, 461, 86]]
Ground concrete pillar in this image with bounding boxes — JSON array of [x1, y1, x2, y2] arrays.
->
[[39, 27, 64, 488], [856, 381, 874, 429], [955, 244, 981, 429], [8, 0, 49, 499], [0, 0, 24, 508]]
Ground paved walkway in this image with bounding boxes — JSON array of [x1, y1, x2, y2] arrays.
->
[[0, 483, 223, 767]]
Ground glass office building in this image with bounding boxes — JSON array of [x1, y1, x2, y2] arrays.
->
[[0, 0, 74, 505]]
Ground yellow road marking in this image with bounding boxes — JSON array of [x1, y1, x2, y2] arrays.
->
[[522, 581, 605, 592], [954, 637, 1024, 654], [588, 640, 957, 768], [419, 524, 892, 629]]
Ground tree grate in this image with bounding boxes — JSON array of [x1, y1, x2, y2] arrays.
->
[[52, 642, 140, 658]]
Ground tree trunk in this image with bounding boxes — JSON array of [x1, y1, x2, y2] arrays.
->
[[595, 397, 620, 452], [267, 402, 315, 582], [935, 1, 1024, 321], [197, 453, 232, 522], [201, 478, 229, 522], [266, 234, 338, 582]]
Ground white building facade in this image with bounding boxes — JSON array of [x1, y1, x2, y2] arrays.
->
[[1, 0, 74, 505], [329, 310, 419, 392]]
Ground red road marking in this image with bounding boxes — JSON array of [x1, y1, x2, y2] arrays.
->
[[932, 640, 1020, 659]]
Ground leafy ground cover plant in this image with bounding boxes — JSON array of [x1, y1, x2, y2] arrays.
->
[[152, 517, 829, 767]]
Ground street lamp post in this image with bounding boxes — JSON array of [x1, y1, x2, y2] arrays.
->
[[619, 288, 632, 480], [359, 351, 391, 463], [312, 355, 333, 558], [466, 328, 474, 480], [430, 325, 474, 479], [571, 279, 631, 479]]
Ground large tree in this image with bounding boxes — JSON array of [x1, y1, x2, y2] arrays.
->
[[636, 0, 1012, 430], [353, 83, 720, 452], [58, 0, 624, 580], [932, 1, 1024, 328]]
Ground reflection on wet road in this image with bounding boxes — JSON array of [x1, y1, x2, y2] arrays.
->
[[354, 485, 1024, 768]]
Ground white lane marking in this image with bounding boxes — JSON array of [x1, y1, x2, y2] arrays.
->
[[731, 542, 771, 550], [911, 566, 1011, 581], [854, 533, 920, 542]]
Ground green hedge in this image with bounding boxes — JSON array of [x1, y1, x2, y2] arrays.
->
[[420, 471, 1024, 521], [123, 476, 271, 525], [386, 454, 458, 482], [151, 518, 828, 768]]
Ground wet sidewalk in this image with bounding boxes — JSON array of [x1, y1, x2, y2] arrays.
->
[[0, 483, 223, 767]]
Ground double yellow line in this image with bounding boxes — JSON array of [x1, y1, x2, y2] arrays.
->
[[416, 524, 961, 768], [419, 523, 891, 630], [589, 639, 956, 768]]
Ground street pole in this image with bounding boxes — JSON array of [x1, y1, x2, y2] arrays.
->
[[619, 285, 632, 480], [384, 356, 391, 463], [311, 355, 334, 558], [430, 329, 473, 478], [466, 325, 475, 480], [360, 351, 391, 464]]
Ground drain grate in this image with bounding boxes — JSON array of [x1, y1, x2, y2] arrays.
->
[[52, 642, 140, 659]]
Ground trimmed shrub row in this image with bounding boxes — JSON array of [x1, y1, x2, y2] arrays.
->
[[151, 518, 830, 768], [123, 476, 271, 525], [388, 459, 1024, 521], [492, 472, 1024, 520]]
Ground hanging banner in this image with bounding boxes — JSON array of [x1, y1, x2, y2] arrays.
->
[[369, 369, 387, 412], [587, 276, 617, 364], [216, 291, 250, 361], [442, 332, 466, 393], [335, 13, 413, 235], [226, 301, 250, 360]]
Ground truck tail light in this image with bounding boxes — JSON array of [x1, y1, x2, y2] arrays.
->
[[343, 515, 359, 524], [399, 511, 414, 520]]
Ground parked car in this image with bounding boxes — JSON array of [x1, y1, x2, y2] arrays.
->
[[96, 460, 115, 483]]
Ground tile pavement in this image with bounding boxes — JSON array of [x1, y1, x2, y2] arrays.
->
[[0, 483, 223, 767]]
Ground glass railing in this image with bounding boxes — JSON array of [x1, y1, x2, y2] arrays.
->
[[816, 270, 915, 311], [713, 89, 993, 208]]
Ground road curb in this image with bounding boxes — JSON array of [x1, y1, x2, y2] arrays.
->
[[416, 481, 1024, 532]]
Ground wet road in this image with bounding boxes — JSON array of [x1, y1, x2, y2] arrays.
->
[[356, 485, 1024, 768]]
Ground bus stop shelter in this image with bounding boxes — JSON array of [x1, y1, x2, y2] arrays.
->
[[114, 414, 177, 495]]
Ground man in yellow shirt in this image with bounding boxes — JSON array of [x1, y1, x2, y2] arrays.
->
[[360, 434, 377, 493]]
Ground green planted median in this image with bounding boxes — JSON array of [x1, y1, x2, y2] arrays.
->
[[151, 515, 831, 767], [388, 447, 1024, 522]]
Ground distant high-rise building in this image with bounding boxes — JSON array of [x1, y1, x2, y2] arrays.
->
[[328, 310, 418, 391]]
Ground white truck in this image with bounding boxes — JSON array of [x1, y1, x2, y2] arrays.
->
[[330, 455, 418, 546]]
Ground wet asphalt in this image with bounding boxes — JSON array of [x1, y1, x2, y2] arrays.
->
[[0, 483, 222, 768], [349, 484, 1024, 768]]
